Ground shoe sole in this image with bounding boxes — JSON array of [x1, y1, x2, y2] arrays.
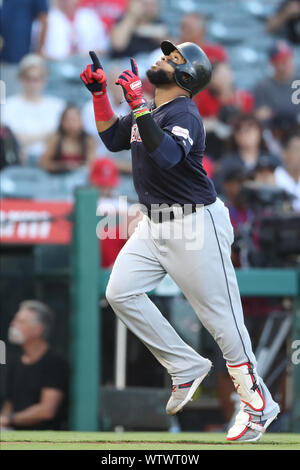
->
[[167, 372, 209, 416], [230, 413, 279, 443]]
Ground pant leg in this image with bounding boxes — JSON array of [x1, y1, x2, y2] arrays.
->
[[106, 215, 211, 385], [158, 199, 279, 419]]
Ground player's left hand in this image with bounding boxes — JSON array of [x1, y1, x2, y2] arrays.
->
[[115, 58, 147, 111]]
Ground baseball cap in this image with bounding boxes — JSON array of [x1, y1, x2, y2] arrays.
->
[[222, 162, 249, 182], [89, 157, 120, 188], [254, 154, 279, 172], [18, 54, 47, 75], [269, 41, 293, 64]]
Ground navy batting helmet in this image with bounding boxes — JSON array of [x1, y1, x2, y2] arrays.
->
[[161, 40, 212, 97]]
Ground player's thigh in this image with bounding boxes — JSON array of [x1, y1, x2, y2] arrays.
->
[[106, 216, 166, 301], [165, 200, 241, 328]]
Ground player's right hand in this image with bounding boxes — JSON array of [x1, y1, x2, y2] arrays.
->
[[80, 51, 107, 95]]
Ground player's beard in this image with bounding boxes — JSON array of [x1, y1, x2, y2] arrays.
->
[[146, 67, 175, 85]]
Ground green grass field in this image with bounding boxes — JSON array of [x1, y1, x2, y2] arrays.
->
[[1, 431, 299, 450]]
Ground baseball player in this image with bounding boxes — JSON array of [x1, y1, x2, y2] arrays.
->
[[80, 41, 280, 442]]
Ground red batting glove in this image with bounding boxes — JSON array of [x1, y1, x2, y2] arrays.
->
[[80, 51, 107, 95], [115, 58, 147, 111], [80, 51, 114, 122]]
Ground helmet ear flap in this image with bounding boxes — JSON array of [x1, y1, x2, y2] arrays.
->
[[181, 72, 192, 83]]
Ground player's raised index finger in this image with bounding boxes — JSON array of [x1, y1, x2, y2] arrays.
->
[[130, 58, 138, 76], [89, 51, 103, 71]]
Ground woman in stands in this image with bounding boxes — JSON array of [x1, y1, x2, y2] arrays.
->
[[213, 113, 280, 194], [39, 105, 96, 173]]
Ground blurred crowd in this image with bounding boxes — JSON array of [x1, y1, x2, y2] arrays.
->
[[0, 1, 299, 201], [1, 0, 300, 432], [1, 0, 300, 270]]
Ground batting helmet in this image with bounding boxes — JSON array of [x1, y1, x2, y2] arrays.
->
[[161, 40, 212, 97]]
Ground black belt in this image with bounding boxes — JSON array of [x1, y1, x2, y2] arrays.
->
[[146, 205, 198, 223]]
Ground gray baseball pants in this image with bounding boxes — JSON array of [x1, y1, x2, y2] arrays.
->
[[106, 198, 279, 420]]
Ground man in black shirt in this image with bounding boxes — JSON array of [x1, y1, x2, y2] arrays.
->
[[267, 0, 300, 44], [0, 300, 69, 430]]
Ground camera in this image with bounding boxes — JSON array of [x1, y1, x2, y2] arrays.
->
[[237, 182, 300, 267]]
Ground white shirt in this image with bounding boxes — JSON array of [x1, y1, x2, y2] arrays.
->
[[43, 8, 109, 60], [275, 166, 300, 211], [2, 94, 66, 163]]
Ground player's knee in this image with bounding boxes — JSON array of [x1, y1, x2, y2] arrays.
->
[[105, 281, 117, 306], [105, 279, 126, 306]]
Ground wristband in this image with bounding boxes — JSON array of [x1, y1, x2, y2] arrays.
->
[[93, 93, 114, 122], [133, 105, 150, 120]]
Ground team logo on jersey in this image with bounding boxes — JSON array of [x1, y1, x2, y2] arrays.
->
[[171, 126, 193, 146], [130, 124, 142, 143]]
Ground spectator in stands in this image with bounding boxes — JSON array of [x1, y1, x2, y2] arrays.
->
[[179, 12, 228, 64], [194, 62, 254, 160], [0, 126, 21, 170], [78, 0, 129, 31], [263, 111, 299, 159], [90, 158, 129, 268], [0, 0, 49, 96], [254, 41, 299, 124], [2, 54, 65, 165], [90, 156, 121, 200], [90, 157, 142, 266], [274, 128, 300, 211], [42, 0, 109, 60], [0, 300, 69, 430], [39, 105, 96, 173], [109, 0, 168, 59], [222, 163, 253, 240], [221, 113, 273, 172], [253, 154, 279, 186], [267, 0, 300, 44], [194, 62, 254, 121]]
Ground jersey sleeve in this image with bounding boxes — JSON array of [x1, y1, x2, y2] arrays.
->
[[162, 112, 204, 159], [99, 113, 132, 152]]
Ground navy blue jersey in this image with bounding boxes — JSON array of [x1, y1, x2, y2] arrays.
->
[[102, 96, 217, 209]]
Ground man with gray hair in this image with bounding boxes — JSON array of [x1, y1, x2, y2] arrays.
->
[[0, 300, 69, 430]]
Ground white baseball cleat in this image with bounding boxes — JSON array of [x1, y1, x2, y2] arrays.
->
[[226, 362, 279, 442], [226, 408, 279, 442], [166, 362, 212, 415]]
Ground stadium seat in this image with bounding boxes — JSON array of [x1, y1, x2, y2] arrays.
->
[[0, 166, 51, 199], [0, 165, 89, 200]]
